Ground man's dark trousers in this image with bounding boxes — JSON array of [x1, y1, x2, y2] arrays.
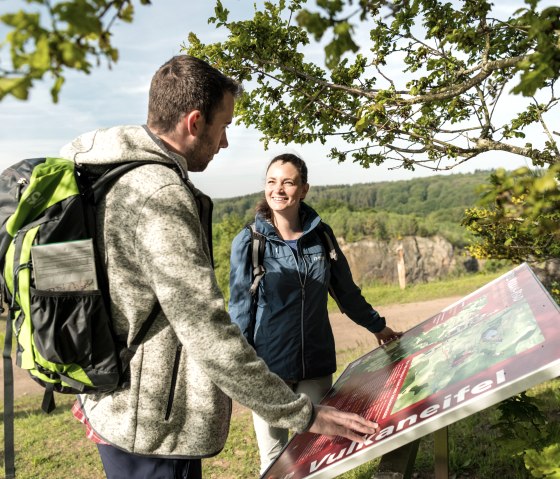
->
[[97, 444, 202, 479]]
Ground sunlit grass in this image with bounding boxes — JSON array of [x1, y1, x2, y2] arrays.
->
[[328, 268, 512, 310], [2, 266, 557, 479]]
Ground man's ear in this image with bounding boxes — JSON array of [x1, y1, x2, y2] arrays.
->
[[184, 110, 203, 136]]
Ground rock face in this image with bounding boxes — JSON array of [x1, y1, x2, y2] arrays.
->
[[532, 258, 560, 291], [338, 235, 475, 285]]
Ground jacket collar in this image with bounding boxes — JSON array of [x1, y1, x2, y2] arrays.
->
[[255, 202, 321, 239]]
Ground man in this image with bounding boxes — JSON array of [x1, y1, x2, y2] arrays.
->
[[65, 55, 380, 479]]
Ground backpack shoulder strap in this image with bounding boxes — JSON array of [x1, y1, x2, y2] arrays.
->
[[120, 302, 162, 367], [80, 161, 170, 362], [316, 221, 338, 261], [247, 222, 266, 296], [316, 221, 347, 314], [79, 161, 179, 202], [2, 305, 15, 478]]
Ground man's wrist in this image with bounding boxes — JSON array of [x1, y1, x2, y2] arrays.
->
[[303, 403, 317, 432]]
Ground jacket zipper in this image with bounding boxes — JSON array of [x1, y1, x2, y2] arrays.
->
[[164, 344, 182, 421], [274, 234, 310, 377], [295, 240, 309, 378]]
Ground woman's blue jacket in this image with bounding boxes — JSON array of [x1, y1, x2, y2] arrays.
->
[[228, 202, 386, 382]]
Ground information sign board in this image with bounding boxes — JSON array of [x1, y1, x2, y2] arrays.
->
[[262, 263, 560, 479]]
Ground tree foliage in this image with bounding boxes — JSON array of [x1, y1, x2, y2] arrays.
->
[[463, 165, 560, 263], [190, 0, 560, 302], [187, 0, 559, 170], [0, 0, 151, 102], [214, 170, 494, 222]]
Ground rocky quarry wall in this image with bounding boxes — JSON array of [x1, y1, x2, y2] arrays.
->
[[338, 235, 559, 290], [337, 235, 477, 285]]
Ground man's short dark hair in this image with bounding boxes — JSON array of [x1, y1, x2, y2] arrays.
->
[[147, 55, 242, 134]]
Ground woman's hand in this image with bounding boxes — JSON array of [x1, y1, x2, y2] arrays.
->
[[374, 326, 403, 345]]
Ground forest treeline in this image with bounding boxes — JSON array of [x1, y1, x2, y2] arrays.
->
[[213, 169, 494, 247], [211, 170, 494, 296]]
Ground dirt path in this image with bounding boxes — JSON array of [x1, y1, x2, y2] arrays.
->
[[1, 295, 462, 399], [331, 295, 462, 351]]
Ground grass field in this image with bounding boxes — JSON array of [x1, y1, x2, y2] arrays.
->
[[2, 268, 559, 478], [334, 267, 515, 310], [1, 371, 558, 479]]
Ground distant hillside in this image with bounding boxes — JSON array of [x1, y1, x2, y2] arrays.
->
[[213, 169, 493, 226], [211, 170, 497, 295]]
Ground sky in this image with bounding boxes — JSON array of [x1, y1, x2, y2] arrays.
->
[[0, 0, 551, 199]]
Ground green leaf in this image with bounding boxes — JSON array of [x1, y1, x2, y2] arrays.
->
[[534, 176, 558, 193], [53, 2, 101, 35], [29, 35, 51, 70], [524, 444, 560, 478], [355, 115, 368, 132], [214, 0, 230, 24], [0, 77, 30, 100], [119, 4, 135, 23], [50, 75, 65, 103]]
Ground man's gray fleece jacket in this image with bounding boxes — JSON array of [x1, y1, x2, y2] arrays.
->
[[61, 125, 313, 458]]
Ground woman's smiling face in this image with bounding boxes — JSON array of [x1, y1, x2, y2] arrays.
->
[[265, 161, 309, 216]]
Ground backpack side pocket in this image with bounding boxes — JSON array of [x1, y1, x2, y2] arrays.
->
[[29, 287, 120, 392]]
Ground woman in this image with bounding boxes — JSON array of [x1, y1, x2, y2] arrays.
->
[[229, 153, 402, 473]]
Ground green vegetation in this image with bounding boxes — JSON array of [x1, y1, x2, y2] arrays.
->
[[1, 0, 152, 102], [337, 268, 511, 310], [2, 364, 558, 478], [213, 170, 493, 244], [2, 271, 556, 478], [0, 395, 104, 478], [307, 172, 488, 220], [463, 166, 560, 303]]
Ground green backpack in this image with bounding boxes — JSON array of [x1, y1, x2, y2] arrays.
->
[[0, 157, 163, 478]]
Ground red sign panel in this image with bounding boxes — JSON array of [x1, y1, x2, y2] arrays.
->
[[262, 263, 560, 479]]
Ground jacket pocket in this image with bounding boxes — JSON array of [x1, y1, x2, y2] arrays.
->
[[164, 344, 182, 421]]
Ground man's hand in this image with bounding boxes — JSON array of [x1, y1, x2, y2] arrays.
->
[[308, 405, 379, 443], [374, 326, 403, 345]]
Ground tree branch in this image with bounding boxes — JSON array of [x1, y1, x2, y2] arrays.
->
[[474, 137, 555, 161], [404, 56, 525, 105], [533, 98, 560, 157], [252, 54, 526, 108]]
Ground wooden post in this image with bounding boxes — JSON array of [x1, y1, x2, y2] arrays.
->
[[434, 427, 449, 478], [396, 244, 406, 290]]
